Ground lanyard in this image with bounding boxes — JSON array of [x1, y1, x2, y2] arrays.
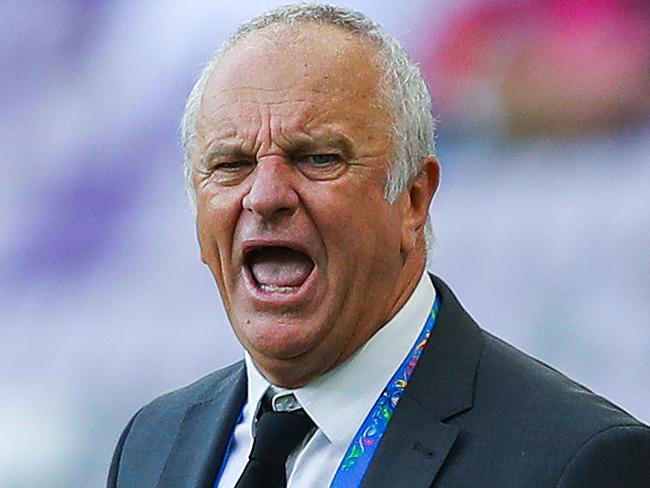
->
[[329, 295, 440, 487], [215, 295, 440, 487]]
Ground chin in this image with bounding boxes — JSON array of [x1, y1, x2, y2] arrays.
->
[[236, 316, 325, 358]]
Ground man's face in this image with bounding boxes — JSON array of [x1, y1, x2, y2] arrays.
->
[[193, 25, 429, 386]]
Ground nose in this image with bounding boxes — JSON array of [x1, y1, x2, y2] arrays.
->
[[242, 158, 299, 220]]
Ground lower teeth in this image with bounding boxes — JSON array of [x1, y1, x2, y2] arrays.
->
[[259, 284, 297, 293]]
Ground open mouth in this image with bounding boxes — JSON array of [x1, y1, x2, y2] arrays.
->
[[245, 246, 315, 294]]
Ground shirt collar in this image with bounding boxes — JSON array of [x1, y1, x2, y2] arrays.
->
[[245, 352, 272, 434], [245, 271, 436, 446]]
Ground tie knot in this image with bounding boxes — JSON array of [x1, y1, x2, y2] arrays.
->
[[251, 410, 315, 464]]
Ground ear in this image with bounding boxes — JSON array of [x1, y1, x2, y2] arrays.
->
[[399, 156, 440, 256]]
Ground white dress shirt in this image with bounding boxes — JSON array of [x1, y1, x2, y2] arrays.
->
[[217, 272, 436, 487]]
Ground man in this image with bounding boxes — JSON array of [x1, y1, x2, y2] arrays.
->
[[108, 4, 650, 487]]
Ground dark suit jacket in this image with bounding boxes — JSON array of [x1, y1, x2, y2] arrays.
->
[[108, 275, 650, 487]]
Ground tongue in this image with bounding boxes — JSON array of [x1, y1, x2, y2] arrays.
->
[[249, 247, 314, 287]]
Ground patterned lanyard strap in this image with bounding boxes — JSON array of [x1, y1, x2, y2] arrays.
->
[[330, 295, 441, 488]]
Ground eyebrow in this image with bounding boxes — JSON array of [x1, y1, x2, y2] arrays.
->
[[200, 131, 356, 167], [200, 141, 247, 168], [287, 132, 355, 159]]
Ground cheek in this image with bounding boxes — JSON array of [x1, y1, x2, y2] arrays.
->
[[196, 186, 243, 268], [310, 188, 402, 270], [324, 187, 396, 238]]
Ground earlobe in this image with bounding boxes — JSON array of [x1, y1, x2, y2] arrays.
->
[[400, 156, 441, 256]]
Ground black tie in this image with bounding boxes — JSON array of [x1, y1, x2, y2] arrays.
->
[[234, 409, 315, 488]]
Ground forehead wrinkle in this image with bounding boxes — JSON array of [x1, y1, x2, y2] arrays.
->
[[201, 94, 331, 134], [208, 88, 352, 111], [197, 90, 316, 138], [265, 104, 364, 155], [198, 92, 389, 164], [202, 124, 357, 163], [217, 86, 336, 96]]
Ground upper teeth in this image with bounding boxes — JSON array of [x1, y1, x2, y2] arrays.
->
[[259, 284, 297, 293]]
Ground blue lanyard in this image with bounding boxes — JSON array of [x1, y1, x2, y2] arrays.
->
[[215, 296, 440, 487], [213, 408, 244, 487], [329, 295, 440, 487]]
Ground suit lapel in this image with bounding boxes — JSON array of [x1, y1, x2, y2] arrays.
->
[[360, 393, 460, 487], [362, 275, 483, 488], [156, 363, 247, 488]]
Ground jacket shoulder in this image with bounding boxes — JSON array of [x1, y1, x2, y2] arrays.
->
[[107, 361, 245, 487], [479, 330, 643, 430], [556, 423, 650, 487], [456, 330, 650, 486]]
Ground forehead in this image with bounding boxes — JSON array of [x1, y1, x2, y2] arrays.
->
[[199, 24, 386, 123]]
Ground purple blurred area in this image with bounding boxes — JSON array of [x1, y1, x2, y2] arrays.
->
[[1, 1, 649, 486]]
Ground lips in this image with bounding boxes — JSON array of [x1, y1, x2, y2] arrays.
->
[[245, 246, 315, 293]]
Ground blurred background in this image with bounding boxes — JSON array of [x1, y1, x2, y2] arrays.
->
[[2, 0, 649, 486]]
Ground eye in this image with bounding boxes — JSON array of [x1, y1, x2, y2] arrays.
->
[[296, 153, 347, 180], [216, 160, 254, 171], [204, 159, 255, 185], [310, 154, 339, 165]]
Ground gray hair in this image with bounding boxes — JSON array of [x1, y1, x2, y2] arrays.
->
[[180, 3, 437, 246]]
